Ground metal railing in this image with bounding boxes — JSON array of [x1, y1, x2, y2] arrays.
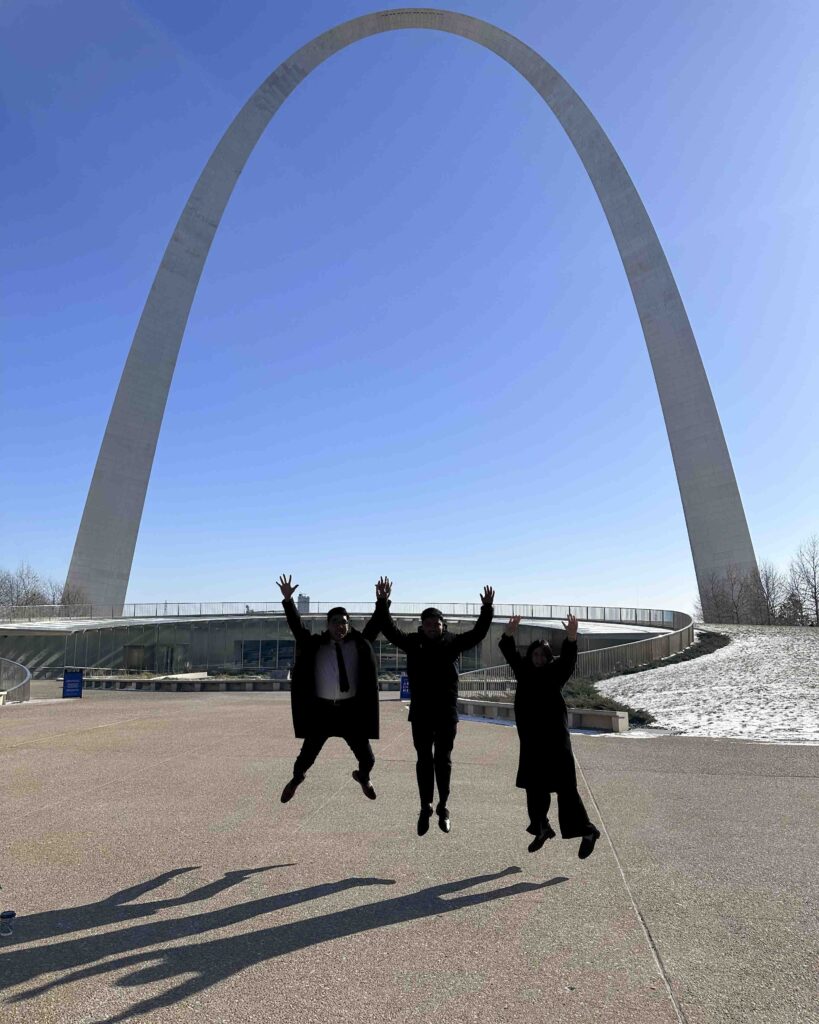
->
[[0, 600, 681, 625], [459, 611, 695, 696], [0, 657, 32, 704]]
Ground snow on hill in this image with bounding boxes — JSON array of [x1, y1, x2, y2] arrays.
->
[[596, 624, 819, 744]]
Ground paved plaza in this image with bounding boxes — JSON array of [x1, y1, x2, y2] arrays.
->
[[1, 689, 816, 1023]]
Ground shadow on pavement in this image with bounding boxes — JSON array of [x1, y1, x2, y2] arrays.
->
[[2, 867, 568, 1022], [1, 865, 292, 945]]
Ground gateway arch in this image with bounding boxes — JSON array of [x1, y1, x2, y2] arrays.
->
[[66, 8, 758, 611]]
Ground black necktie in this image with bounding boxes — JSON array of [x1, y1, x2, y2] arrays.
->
[[335, 642, 350, 692]]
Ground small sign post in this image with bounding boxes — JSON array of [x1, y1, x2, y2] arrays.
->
[[399, 674, 410, 700], [62, 669, 84, 699]]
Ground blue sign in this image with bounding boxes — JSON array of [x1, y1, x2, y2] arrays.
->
[[62, 670, 84, 699], [399, 674, 410, 700]]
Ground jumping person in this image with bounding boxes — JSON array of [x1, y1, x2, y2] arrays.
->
[[277, 574, 390, 804], [498, 613, 600, 858], [375, 578, 494, 835]]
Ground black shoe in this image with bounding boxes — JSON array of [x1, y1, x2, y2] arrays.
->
[[437, 806, 451, 833], [280, 776, 303, 803], [527, 823, 556, 853], [578, 828, 600, 859], [352, 770, 376, 800], [417, 805, 433, 836]]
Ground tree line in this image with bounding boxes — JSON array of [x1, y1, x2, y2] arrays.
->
[[0, 563, 86, 610], [697, 534, 819, 625]]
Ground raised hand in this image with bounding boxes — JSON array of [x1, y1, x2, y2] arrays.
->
[[480, 585, 495, 606], [277, 574, 298, 601], [504, 614, 521, 636], [562, 612, 579, 640], [375, 576, 392, 601]]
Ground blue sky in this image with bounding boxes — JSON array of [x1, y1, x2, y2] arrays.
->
[[2, 0, 817, 613]]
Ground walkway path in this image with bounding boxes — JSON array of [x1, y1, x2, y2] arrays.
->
[[1, 690, 816, 1022]]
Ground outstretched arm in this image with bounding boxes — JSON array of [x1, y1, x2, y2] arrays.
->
[[554, 613, 579, 687], [362, 576, 391, 642], [277, 574, 310, 641], [453, 585, 495, 653], [375, 579, 410, 652], [498, 615, 524, 674]]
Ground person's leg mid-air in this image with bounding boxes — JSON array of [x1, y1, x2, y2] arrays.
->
[[281, 733, 327, 802], [555, 784, 600, 858], [346, 732, 377, 799], [411, 719, 436, 834], [525, 786, 556, 852], [432, 723, 457, 832]]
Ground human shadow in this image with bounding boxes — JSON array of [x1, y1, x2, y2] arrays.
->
[[0, 872, 383, 992], [6, 868, 567, 1022], [1, 864, 291, 946]]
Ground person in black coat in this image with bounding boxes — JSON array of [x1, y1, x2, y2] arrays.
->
[[375, 578, 494, 836], [498, 613, 600, 859], [277, 574, 389, 804]]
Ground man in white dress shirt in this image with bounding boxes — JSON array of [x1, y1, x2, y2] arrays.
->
[[277, 574, 387, 804]]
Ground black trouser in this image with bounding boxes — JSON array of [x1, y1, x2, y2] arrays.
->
[[525, 785, 596, 839], [293, 733, 375, 781], [411, 719, 457, 808]]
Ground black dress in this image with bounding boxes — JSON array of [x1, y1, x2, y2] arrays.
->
[[499, 632, 596, 840], [498, 633, 577, 791]]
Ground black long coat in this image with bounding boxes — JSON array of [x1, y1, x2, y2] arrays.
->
[[498, 633, 578, 791], [283, 600, 380, 740], [377, 599, 493, 726]]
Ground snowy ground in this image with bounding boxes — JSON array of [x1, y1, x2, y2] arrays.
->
[[596, 624, 819, 744]]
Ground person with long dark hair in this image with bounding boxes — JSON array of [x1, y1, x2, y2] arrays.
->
[[498, 613, 600, 858]]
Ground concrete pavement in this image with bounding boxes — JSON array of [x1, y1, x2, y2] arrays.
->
[[1, 690, 816, 1023]]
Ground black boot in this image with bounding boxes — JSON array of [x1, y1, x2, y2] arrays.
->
[[352, 770, 376, 799], [578, 827, 600, 859], [280, 775, 304, 803], [527, 821, 556, 853], [417, 804, 433, 836]]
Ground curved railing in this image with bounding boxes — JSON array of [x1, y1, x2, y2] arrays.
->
[[0, 657, 32, 704], [459, 611, 695, 695], [0, 600, 683, 626]]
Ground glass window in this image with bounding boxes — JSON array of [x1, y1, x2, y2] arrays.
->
[[277, 638, 295, 670], [242, 640, 261, 668]]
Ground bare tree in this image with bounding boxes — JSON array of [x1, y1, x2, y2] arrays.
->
[[698, 563, 772, 625], [0, 563, 87, 614], [0, 562, 49, 608], [723, 563, 751, 624], [59, 580, 88, 608], [45, 577, 65, 605], [755, 560, 786, 625], [791, 534, 819, 626], [0, 568, 12, 608], [699, 571, 731, 623]]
